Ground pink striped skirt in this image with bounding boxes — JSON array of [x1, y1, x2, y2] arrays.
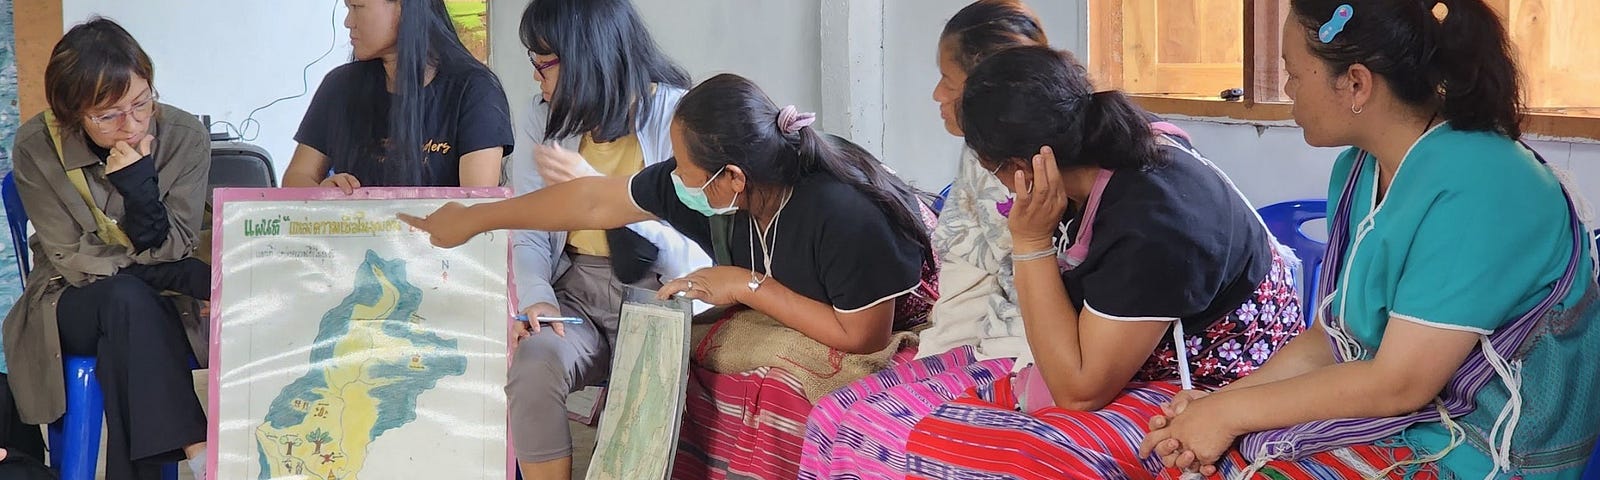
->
[[798, 345, 1014, 479]]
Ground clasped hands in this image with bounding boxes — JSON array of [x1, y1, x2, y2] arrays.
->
[[1138, 389, 1244, 477]]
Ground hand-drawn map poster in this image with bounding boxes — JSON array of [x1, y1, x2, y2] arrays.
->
[[586, 287, 692, 480], [208, 188, 513, 480]]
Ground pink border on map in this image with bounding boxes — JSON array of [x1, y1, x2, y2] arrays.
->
[[207, 186, 518, 480]]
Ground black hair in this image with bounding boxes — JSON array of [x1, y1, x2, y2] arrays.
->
[[675, 74, 933, 264], [960, 46, 1159, 171], [336, 0, 499, 186], [1290, 0, 1522, 138], [521, 0, 691, 142], [46, 17, 158, 135], [940, 0, 1050, 71]]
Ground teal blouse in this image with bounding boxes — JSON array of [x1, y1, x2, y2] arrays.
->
[[1325, 122, 1599, 479]]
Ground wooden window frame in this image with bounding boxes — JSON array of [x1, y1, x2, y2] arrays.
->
[[1094, 0, 1600, 141]]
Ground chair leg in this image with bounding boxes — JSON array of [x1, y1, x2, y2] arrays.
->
[[50, 356, 105, 480]]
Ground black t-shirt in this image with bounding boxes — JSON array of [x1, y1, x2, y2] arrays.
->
[[1062, 144, 1272, 331], [295, 61, 514, 187], [629, 160, 923, 312]]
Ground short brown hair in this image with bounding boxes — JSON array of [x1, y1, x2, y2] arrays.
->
[[44, 17, 155, 134]]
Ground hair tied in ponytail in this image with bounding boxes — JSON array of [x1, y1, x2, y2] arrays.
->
[[777, 105, 817, 135]]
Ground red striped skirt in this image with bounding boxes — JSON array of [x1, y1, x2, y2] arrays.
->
[[904, 377, 1436, 479], [672, 348, 921, 480]]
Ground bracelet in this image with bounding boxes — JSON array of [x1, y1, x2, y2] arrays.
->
[[1011, 249, 1058, 262]]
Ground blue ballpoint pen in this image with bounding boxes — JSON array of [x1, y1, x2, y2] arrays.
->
[[514, 314, 585, 325]]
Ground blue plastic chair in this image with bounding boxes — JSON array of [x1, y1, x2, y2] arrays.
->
[[2, 172, 29, 283], [2, 172, 180, 480], [931, 182, 954, 215], [1257, 200, 1329, 326]]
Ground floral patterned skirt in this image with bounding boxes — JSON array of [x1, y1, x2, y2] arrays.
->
[[1135, 252, 1305, 390]]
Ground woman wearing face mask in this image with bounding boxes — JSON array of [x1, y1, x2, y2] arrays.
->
[[282, 0, 513, 190], [3, 18, 212, 480], [896, 46, 1304, 480], [800, 2, 1050, 477], [403, 73, 938, 479], [504, 0, 713, 478], [1136, 2, 1600, 479]]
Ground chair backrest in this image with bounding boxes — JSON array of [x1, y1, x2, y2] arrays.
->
[[931, 182, 954, 215], [0, 140, 273, 286], [208, 141, 276, 189], [2, 172, 30, 284], [1587, 427, 1600, 480], [1257, 199, 1329, 326]]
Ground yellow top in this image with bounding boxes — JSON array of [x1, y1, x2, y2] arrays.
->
[[567, 132, 646, 256]]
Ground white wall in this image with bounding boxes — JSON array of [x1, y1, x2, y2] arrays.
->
[[1165, 120, 1600, 210], [635, 1, 821, 113], [489, 0, 535, 164], [492, 0, 823, 164], [63, 0, 353, 182]]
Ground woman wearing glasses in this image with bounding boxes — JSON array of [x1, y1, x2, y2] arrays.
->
[[507, 0, 711, 478], [3, 18, 213, 480], [282, 0, 513, 190]]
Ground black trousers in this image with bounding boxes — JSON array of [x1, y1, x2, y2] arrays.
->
[[0, 372, 49, 469], [56, 259, 207, 480]]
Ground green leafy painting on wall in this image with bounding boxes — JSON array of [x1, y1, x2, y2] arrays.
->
[[445, 0, 489, 64]]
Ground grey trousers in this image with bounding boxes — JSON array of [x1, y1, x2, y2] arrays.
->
[[507, 254, 658, 462]]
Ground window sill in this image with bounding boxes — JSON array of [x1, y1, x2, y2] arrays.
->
[[1129, 96, 1600, 142], [1130, 96, 1293, 123]]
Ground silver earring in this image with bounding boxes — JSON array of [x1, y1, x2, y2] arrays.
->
[[1352, 103, 1364, 115]]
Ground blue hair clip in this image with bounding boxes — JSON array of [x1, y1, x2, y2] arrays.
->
[[1319, 4, 1354, 43]]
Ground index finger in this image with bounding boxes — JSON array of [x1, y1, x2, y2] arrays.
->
[[1138, 428, 1168, 458], [336, 175, 360, 194], [1041, 146, 1063, 194], [1174, 450, 1198, 471], [1012, 168, 1031, 202], [1033, 149, 1057, 196], [1148, 414, 1168, 430], [397, 213, 428, 230], [656, 279, 687, 300]]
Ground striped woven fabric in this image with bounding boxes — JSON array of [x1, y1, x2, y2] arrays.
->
[[672, 348, 921, 480], [905, 379, 1181, 480], [1195, 445, 1439, 480], [903, 377, 1440, 480], [799, 345, 1015, 479]]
